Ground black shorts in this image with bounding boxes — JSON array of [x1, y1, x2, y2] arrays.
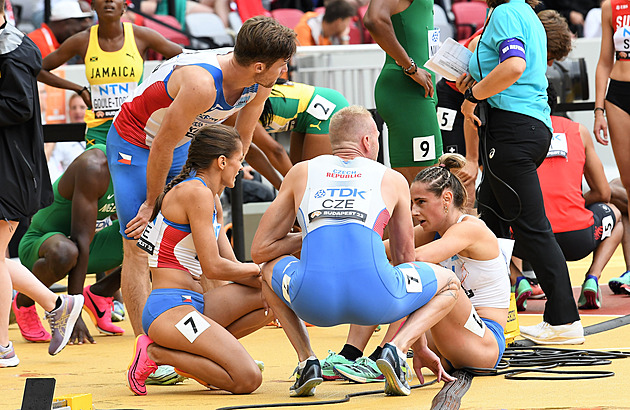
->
[[436, 79, 466, 156], [554, 202, 616, 261], [606, 79, 630, 116]]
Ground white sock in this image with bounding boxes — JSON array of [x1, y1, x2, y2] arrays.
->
[[298, 355, 317, 369], [388, 342, 405, 360], [0, 342, 12, 351]]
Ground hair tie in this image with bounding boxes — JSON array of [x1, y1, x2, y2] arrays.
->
[[439, 164, 447, 169]]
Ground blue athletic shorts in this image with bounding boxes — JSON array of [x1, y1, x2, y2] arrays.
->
[[142, 288, 205, 334], [106, 126, 190, 239], [482, 317, 506, 368], [271, 256, 438, 327]]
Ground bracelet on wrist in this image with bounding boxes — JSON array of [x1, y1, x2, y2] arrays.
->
[[77, 86, 89, 96], [464, 87, 483, 104], [403, 58, 417, 76], [594, 107, 605, 115]]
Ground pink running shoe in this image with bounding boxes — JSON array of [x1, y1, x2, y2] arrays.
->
[[127, 335, 158, 396], [82, 286, 124, 335], [12, 295, 51, 342]]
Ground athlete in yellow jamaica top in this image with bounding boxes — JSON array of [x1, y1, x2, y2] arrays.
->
[[37, 0, 182, 146], [224, 79, 349, 183]]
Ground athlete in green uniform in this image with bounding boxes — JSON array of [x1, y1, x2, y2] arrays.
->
[[225, 79, 349, 181], [15, 145, 124, 344], [365, 0, 442, 184]]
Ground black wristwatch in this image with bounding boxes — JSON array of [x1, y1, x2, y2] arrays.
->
[[464, 87, 483, 103]]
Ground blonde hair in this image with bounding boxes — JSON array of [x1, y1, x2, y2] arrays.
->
[[328, 105, 374, 149]]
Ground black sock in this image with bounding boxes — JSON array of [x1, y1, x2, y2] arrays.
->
[[53, 296, 62, 311], [339, 344, 362, 361], [368, 346, 383, 362]]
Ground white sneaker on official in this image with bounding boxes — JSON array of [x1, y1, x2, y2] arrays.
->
[[520, 320, 585, 345]]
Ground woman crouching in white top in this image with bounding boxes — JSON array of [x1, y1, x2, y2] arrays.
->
[[410, 153, 510, 372]]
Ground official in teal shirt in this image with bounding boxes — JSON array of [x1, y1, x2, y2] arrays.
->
[[456, 0, 583, 342]]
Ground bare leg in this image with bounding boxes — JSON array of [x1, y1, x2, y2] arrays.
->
[[389, 265, 460, 353], [605, 102, 630, 217], [122, 239, 150, 336], [261, 258, 315, 362], [301, 133, 333, 161], [345, 324, 377, 352], [379, 319, 405, 347], [147, 306, 261, 393], [15, 234, 78, 308], [0, 220, 18, 346], [586, 204, 623, 280], [609, 178, 630, 270], [89, 266, 121, 298], [7, 259, 56, 312], [428, 288, 503, 369], [203, 283, 271, 339], [289, 131, 305, 166]]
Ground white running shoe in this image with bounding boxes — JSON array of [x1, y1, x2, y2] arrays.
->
[[520, 320, 585, 345]]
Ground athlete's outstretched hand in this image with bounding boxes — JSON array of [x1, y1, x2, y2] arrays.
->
[[68, 316, 96, 345], [411, 68, 434, 98], [126, 201, 153, 239], [412, 344, 455, 384]]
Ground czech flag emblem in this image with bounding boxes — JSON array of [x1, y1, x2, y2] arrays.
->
[[118, 152, 132, 165], [181, 295, 192, 303]]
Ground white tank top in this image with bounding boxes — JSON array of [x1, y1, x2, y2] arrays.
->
[[297, 155, 389, 237], [439, 215, 511, 309]]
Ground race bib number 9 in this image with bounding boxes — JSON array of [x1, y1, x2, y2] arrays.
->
[[413, 135, 437, 162], [306, 95, 336, 121], [91, 82, 137, 119]]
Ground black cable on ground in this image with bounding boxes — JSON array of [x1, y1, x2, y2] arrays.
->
[[461, 346, 630, 380], [215, 380, 438, 410]]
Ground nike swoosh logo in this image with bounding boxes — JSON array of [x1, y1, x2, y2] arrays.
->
[[87, 292, 106, 318], [107, 194, 115, 199]]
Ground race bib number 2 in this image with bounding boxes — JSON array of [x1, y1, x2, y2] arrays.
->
[[306, 95, 336, 121]]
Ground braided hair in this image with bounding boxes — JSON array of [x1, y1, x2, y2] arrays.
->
[[412, 153, 468, 211], [150, 124, 242, 221]]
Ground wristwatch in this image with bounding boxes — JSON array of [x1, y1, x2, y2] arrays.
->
[[464, 87, 483, 103]]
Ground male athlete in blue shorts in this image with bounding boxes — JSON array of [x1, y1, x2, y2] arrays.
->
[[251, 106, 460, 397]]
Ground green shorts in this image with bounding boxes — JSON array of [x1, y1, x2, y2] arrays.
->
[[375, 66, 442, 168], [18, 220, 123, 273], [295, 87, 349, 135], [85, 121, 112, 147]]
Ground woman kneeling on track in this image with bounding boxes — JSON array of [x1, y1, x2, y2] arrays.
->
[[410, 154, 510, 371], [339, 154, 511, 381], [126, 125, 269, 396]]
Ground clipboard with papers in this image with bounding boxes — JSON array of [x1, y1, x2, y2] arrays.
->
[[424, 37, 473, 81]]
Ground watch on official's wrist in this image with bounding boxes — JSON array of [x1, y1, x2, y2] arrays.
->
[[464, 87, 482, 103]]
